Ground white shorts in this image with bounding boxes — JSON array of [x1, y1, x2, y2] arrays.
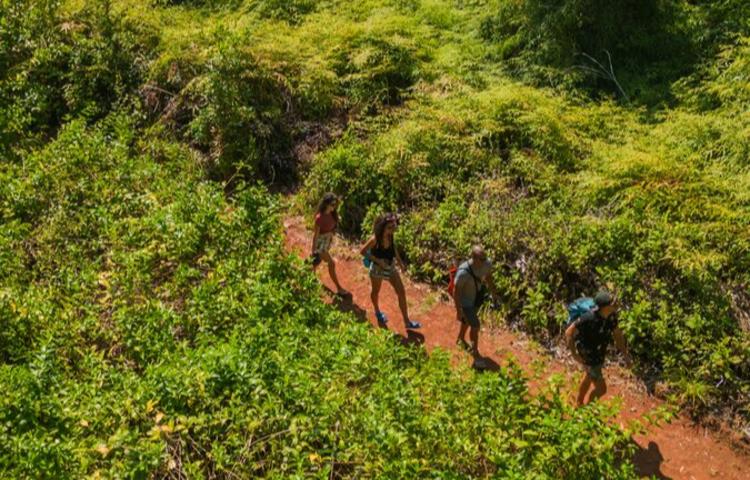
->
[[314, 233, 333, 254], [369, 260, 394, 279]]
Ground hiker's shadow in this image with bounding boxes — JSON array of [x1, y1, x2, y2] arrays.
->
[[394, 329, 425, 347], [632, 441, 671, 479], [472, 355, 500, 372], [327, 289, 367, 322], [325, 288, 425, 347]]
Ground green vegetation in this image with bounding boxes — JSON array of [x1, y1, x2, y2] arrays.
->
[[1, 0, 748, 476], [0, 115, 636, 477]]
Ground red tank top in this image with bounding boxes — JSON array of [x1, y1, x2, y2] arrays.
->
[[315, 212, 337, 234]]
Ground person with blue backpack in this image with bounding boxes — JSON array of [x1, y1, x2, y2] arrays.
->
[[565, 291, 632, 407], [359, 213, 421, 330]]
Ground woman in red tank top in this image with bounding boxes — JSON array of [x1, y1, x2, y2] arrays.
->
[[311, 193, 349, 296]]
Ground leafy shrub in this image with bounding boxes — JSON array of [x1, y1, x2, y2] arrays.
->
[[479, 0, 697, 102], [304, 78, 750, 418], [334, 33, 424, 108], [180, 32, 291, 181], [0, 0, 156, 157], [251, 0, 318, 24], [303, 84, 581, 232], [0, 115, 637, 478]]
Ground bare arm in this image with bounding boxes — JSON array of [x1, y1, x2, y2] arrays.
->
[[360, 237, 390, 268], [565, 323, 585, 364], [359, 236, 376, 256], [613, 327, 632, 367]]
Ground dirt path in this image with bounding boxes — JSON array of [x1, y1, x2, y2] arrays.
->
[[284, 216, 748, 480]]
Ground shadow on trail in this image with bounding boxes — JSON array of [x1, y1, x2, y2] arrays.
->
[[327, 289, 367, 321], [472, 355, 501, 373], [394, 330, 425, 347], [632, 441, 671, 479], [324, 287, 426, 346]]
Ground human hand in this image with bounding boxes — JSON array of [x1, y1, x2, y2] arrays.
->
[[569, 350, 584, 365]]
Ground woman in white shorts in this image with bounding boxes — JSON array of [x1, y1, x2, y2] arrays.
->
[[311, 193, 349, 296]]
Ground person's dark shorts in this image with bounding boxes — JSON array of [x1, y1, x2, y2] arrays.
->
[[584, 363, 604, 381], [461, 305, 480, 328]]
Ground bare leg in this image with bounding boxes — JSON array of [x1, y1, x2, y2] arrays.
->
[[577, 373, 593, 407], [370, 277, 383, 315], [320, 251, 346, 293], [588, 377, 607, 404], [469, 325, 480, 358], [389, 271, 410, 325], [457, 322, 468, 342]]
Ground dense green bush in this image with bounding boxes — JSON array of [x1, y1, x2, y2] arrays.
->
[[0, 0, 156, 157], [304, 85, 582, 232], [3, 0, 749, 475], [251, 0, 318, 24], [477, 0, 750, 103], [0, 116, 637, 478], [479, 0, 698, 101], [179, 33, 292, 181], [304, 78, 750, 418]]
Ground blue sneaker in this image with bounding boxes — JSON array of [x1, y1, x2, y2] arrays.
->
[[375, 311, 388, 325], [405, 320, 421, 330]]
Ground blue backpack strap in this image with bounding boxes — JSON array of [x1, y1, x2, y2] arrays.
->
[[363, 249, 372, 268]]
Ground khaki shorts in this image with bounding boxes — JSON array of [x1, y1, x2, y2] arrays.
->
[[369, 261, 394, 279], [314, 233, 333, 254]]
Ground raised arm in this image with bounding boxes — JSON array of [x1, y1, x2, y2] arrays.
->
[[360, 236, 376, 256], [613, 326, 632, 367]]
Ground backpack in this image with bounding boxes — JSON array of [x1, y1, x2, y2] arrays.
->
[[363, 249, 372, 268], [448, 264, 487, 308], [447, 265, 458, 296], [564, 297, 597, 331]]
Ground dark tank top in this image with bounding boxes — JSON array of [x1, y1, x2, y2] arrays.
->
[[371, 239, 395, 261]]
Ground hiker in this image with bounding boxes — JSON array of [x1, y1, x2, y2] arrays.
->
[[565, 290, 632, 407], [452, 245, 498, 367], [311, 193, 349, 296], [360, 213, 421, 330]]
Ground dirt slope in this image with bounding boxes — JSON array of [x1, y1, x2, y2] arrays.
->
[[284, 216, 748, 480]]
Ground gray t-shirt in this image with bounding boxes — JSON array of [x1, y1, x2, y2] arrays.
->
[[454, 259, 492, 308]]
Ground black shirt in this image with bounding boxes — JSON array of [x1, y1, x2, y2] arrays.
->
[[371, 241, 395, 262], [574, 310, 617, 366]]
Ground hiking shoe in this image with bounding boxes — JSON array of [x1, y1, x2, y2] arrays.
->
[[375, 311, 388, 325], [405, 320, 422, 330]]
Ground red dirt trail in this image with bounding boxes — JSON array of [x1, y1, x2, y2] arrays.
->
[[284, 216, 748, 480]]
